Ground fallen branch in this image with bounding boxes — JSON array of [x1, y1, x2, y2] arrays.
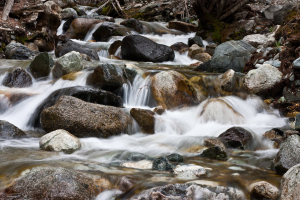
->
[[219, 0, 250, 20], [114, 0, 128, 19], [111, 1, 121, 17], [2, 0, 14, 21], [91, 0, 110, 15], [0, 27, 13, 31]]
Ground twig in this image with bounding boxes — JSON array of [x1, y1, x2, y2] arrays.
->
[[0, 27, 13, 31], [91, 0, 110, 15], [114, 0, 128, 19], [111, 1, 121, 17]]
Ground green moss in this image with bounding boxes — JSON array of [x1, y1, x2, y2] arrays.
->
[[230, 27, 246, 40], [132, 13, 145, 20], [101, 4, 111, 15], [0, 43, 5, 52], [16, 36, 28, 44], [206, 15, 227, 43]]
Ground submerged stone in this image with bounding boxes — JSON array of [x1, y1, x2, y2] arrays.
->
[[152, 157, 174, 171]]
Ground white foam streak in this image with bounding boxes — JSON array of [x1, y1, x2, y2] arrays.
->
[[84, 23, 103, 42], [56, 20, 66, 36]]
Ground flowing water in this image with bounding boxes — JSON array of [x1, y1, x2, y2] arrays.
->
[[0, 18, 287, 199]]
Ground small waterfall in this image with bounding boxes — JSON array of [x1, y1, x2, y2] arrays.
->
[[114, 46, 121, 58], [98, 50, 109, 58], [122, 76, 154, 107], [84, 22, 103, 42], [56, 20, 66, 36]]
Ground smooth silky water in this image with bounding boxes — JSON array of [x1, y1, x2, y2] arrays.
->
[[0, 19, 287, 199]]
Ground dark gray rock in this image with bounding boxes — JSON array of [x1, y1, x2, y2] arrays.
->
[[200, 146, 228, 160], [5, 42, 38, 60], [120, 18, 144, 34], [2, 68, 32, 88], [293, 57, 300, 70], [92, 22, 130, 42], [86, 64, 125, 92], [121, 35, 175, 63], [40, 96, 130, 138], [55, 40, 99, 60], [283, 87, 300, 102], [296, 113, 300, 131], [152, 157, 174, 171], [274, 134, 300, 174], [0, 166, 100, 200], [63, 15, 77, 31], [188, 36, 204, 47], [166, 153, 183, 162], [61, 8, 78, 19], [0, 120, 26, 138], [273, 3, 296, 25], [108, 40, 122, 56], [218, 127, 254, 150], [27, 52, 54, 79], [28, 86, 123, 128]]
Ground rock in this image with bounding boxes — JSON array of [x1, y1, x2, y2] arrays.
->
[[40, 96, 130, 138], [152, 70, 198, 109], [293, 57, 300, 70], [264, 60, 281, 68], [24, 42, 39, 51], [283, 87, 300, 102], [65, 18, 103, 40], [0, 120, 26, 138], [218, 127, 254, 150], [200, 146, 228, 160], [120, 19, 143, 34], [264, 5, 283, 20], [0, 167, 101, 199], [296, 114, 300, 131], [130, 108, 155, 134], [170, 42, 189, 54], [205, 44, 217, 56], [263, 129, 283, 148], [206, 40, 256, 73], [52, 51, 83, 78], [153, 106, 165, 115], [40, 129, 81, 153], [214, 69, 236, 94], [92, 22, 131, 42], [243, 34, 267, 48], [188, 36, 204, 47], [29, 86, 122, 128], [273, 3, 296, 25], [86, 64, 125, 91], [139, 3, 157, 13], [249, 181, 279, 200], [123, 63, 144, 84], [63, 15, 77, 31], [55, 40, 99, 60], [174, 164, 207, 179], [121, 35, 175, 63], [280, 163, 300, 200], [27, 52, 54, 79], [108, 40, 122, 56], [168, 21, 197, 33], [112, 151, 151, 162], [130, 183, 245, 200], [188, 44, 205, 58], [61, 8, 77, 19], [2, 68, 32, 88], [203, 138, 226, 149], [121, 160, 153, 169], [166, 153, 183, 162], [284, 130, 300, 139], [274, 134, 300, 174], [244, 64, 282, 96], [5, 42, 37, 60], [193, 53, 211, 62], [152, 157, 174, 171], [52, 0, 76, 8], [221, 20, 256, 43]]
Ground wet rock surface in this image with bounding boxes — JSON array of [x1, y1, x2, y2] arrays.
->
[[2, 68, 32, 88], [152, 157, 174, 171], [41, 96, 130, 138], [93, 22, 131, 42], [5, 42, 38, 60], [174, 164, 207, 179], [200, 146, 228, 160], [0, 120, 26, 138], [218, 127, 254, 150], [27, 52, 54, 79], [281, 163, 300, 200], [249, 181, 279, 200], [130, 108, 155, 134]]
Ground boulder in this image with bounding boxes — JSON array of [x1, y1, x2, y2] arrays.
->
[[29, 86, 122, 128], [205, 44, 217, 56], [61, 8, 77, 19], [274, 134, 300, 174], [0, 120, 26, 138], [203, 138, 226, 149], [244, 64, 282, 96], [63, 15, 77, 31], [174, 164, 207, 179], [5, 42, 37, 60], [214, 69, 236, 94], [121, 35, 175, 63], [65, 18, 103, 40], [200, 146, 228, 160], [24, 42, 39, 51], [120, 18, 144, 34], [151, 70, 198, 109], [130, 183, 245, 200], [193, 53, 211, 63], [264, 5, 283, 20], [0, 167, 100, 200], [188, 44, 205, 58], [243, 34, 268, 48], [152, 157, 174, 171], [153, 106, 165, 115], [168, 21, 197, 33], [205, 40, 256, 73], [92, 22, 131, 42], [121, 160, 153, 170], [27, 52, 54, 79], [295, 113, 300, 131], [108, 40, 122, 56], [123, 63, 144, 84], [2, 68, 32, 88], [249, 181, 279, 200], [281, 163, 300, 200], [130, 108, 155, 134], [273, 4, 296, 25], [40, 129, 81, 153], [188, 36, 204, 47], [170, 42, 189, 54], [218, 127, 254, 150], [166, 153, 183, 162], [52, 51, 83, 78], [86, 64, 125, 91], [41, 96, 130, 138], [55, 40, 99, 60]]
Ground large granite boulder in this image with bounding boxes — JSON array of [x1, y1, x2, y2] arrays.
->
[[121, 35, 175, 63], [27, 52, 54, 79], [41, 96, 130, 138], [218, 127, 254, 150], [28, 86, 123, 128], [152, 70, 198, 109], [5, 42, 37, 60], [2, 68, 32, 88], [281, 163, 300, 200]]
